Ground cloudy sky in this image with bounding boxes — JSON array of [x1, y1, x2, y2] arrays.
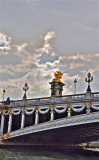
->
[[0, 0, 99, 100]]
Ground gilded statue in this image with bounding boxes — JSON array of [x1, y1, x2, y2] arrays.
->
[[54, 71, 64, 82]]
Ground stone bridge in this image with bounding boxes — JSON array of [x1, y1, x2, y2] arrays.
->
[[0, 92, 99, 144]]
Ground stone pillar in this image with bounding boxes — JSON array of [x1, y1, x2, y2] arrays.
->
[[35, 110, 39, 125], [49, 79, 65, 97], [20, 112, 25, 129], [0, 112, 5, 135], [7, 112, 12, 133]]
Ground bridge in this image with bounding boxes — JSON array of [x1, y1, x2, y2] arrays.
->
[[0, 72, 99, 145]]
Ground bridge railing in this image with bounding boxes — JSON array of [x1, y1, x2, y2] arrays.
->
[[0, 92, 99, 109], [92, 92, 99, 98]]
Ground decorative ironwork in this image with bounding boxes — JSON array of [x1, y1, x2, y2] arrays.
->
[[23, 83, 29, 99], [85, 72, 93, 92]]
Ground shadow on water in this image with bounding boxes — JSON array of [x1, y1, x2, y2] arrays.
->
[[0, 145, 99, 160]]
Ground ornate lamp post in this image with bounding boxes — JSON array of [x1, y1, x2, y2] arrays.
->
[[85, 72, 93, 93], [23, 83, 29, 99], [2, 89, 6, 105], [74, 79, 77, 94]]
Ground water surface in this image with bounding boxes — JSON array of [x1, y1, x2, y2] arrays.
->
[[0, 146, 99, 160]]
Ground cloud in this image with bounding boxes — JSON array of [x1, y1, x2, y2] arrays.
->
[[68, 53, 92, 61], [0, 32, 12, 52], [44, 31, 56, 42], [0, 31, 58, 99], [69, 62, 84, 70], [15, 43, 28, 52], [36, 31, 56, 55], [0, 31, 99, 100]]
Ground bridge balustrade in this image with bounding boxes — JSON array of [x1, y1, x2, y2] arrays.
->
[[92, 92, 99, 98]]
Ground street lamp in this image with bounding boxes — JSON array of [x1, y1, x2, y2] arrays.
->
[[85, 72, 93, 93], [2, 89, 6, 105], [74, 79, 77, 94], [23, 83, 29, 99]]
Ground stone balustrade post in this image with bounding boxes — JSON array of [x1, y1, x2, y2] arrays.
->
[[0, 111, 5, 135], [50, 109, 54, 121], [67, 108, 71, 117], [20, 111, 25, 129], [86, 102, 91, 114], [35, 109, 39, 125], [67, 104, 72, 117], [7, 111, 12, 133]]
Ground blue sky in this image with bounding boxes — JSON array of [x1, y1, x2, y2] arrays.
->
[[0, 0, 99, 100]]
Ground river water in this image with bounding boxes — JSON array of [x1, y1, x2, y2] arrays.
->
[[0, 146, 99, 160]]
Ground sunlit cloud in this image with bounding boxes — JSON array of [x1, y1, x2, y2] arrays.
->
[[0, 32, 12, 52], [0, 31, 99, 100], [36, 31, 56, 55]]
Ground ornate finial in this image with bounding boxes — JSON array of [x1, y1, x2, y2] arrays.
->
[[23, 83, 29, 99], [54, 71, 64, 82], [85, 72, 93, 92]]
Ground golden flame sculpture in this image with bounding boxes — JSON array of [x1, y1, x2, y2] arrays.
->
[[54, 71, 64, 82]]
